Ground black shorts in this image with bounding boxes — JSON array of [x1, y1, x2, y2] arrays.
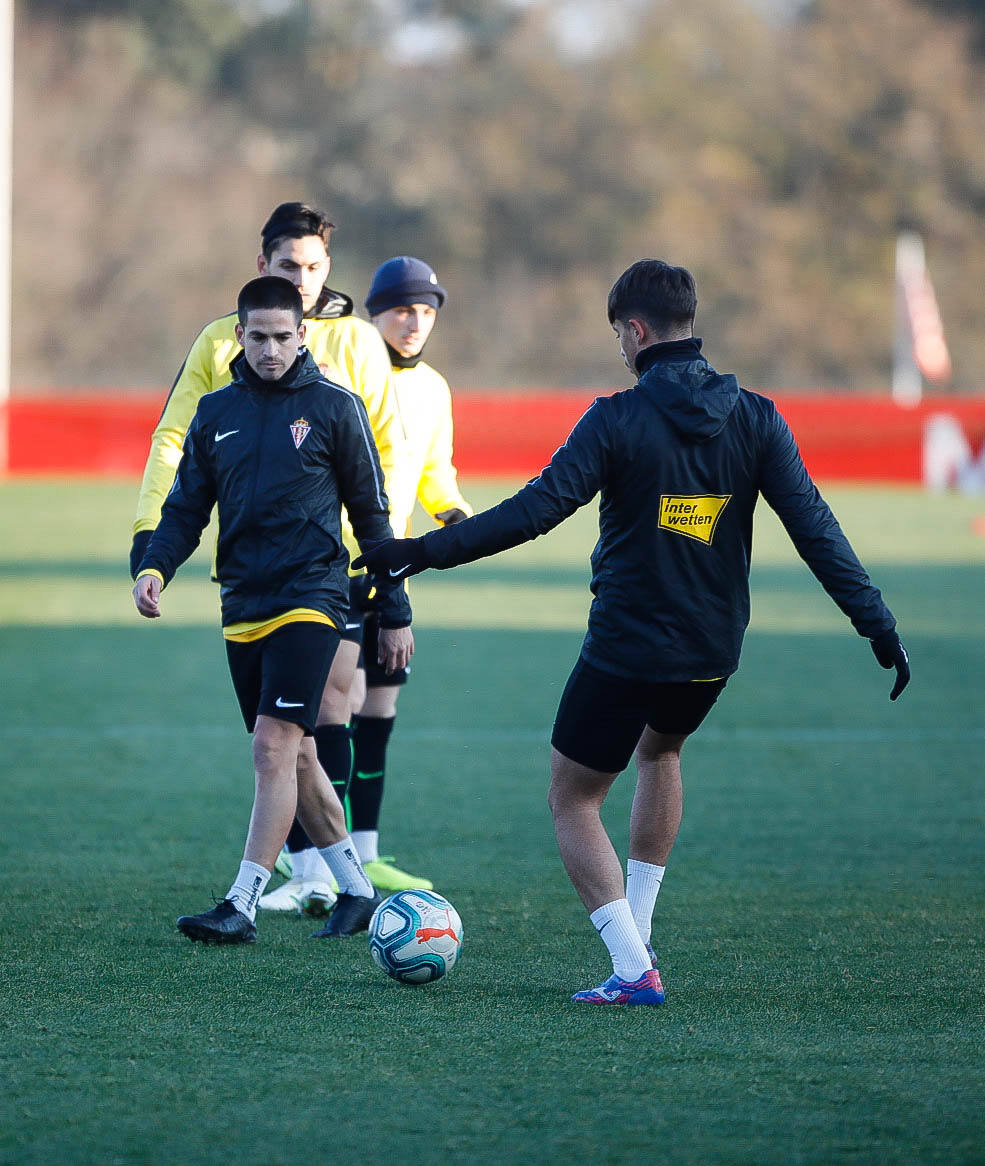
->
[[551, 656, 727, 774], [348, 573, 409, 689], [225, 622, 340, 735]]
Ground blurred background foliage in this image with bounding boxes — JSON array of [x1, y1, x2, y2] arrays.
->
[[13, 0, 985, 390]]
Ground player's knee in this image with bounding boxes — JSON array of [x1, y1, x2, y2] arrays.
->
[[253, 717, 299, 776], [349, 670, 367, 713], [294, 737, 318, 780], [361, 685, 399, 718], [547, 772, 580, 818], [317, 681, 350, 724]]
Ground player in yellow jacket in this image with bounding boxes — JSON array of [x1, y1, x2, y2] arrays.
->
[[131, 203, 405, 554], [259, 256, 471, 905], [130, 203, 407, 913]]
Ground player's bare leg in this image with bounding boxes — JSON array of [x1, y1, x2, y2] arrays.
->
[[550, 746, 663, 1002], [629, 728, 687, 866], [621, 727, 688, 976], [319, 638, 362, 725], [267, 640, 362, 902], [359, 681, 398, 718], [242, 714, 305, 871], [547, 746, 622, 913], [178, 713, 302, 944], [294, 734, 348, 846]]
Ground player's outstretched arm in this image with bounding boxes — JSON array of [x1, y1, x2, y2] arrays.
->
[[352, 537, 430, 585], [870, 629, 910, 701]]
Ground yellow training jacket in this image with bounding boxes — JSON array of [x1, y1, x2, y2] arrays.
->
[[390, 360, 472, 536], [132, 291, 408, 544]]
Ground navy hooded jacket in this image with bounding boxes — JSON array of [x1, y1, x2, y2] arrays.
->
[[418, 339, 895, 682], [141, 348, 411, 632]]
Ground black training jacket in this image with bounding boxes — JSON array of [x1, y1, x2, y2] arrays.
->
[[141, 349, 411, 630], [418, 339, 895, 682]]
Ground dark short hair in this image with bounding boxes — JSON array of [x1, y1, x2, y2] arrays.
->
[[260, 202, 335, 259], [237, 276, 304, 326], [607, 260, 697, 334]]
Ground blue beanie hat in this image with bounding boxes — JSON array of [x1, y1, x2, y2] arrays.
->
[[365, 256, 447, 315]]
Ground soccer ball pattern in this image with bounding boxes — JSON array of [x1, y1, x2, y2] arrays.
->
[[368, 889, 464, 984]]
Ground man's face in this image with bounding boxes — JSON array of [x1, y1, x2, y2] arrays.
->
[[235, 308, 305, 380], [374, 303, 438, 359], [258, 236, 331, 314], [613, 318, 644, 372]]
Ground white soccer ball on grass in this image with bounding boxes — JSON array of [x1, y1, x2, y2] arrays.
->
[[368, 889, 463, 984]]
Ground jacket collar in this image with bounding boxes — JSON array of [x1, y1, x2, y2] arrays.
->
[[634, 338, 704, 378], [385, 340, 426, 369], [309, 286, 354, 320], [231, 348, 320, 392]]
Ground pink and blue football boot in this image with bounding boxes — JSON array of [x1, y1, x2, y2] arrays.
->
[[571, 966, 665, 1006]]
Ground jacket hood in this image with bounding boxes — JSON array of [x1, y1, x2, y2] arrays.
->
[[230, 347, 326, 392], [635, 339, 739, 441], [310, 286, 354, 319]]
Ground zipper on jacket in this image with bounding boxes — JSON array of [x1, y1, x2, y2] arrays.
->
[[241, 391, 269, 591]]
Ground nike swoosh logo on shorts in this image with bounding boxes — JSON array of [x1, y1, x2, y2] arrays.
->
[[215, 430, 239, 442], [275, 697, 305, 708], [389, 565, 412, 578]]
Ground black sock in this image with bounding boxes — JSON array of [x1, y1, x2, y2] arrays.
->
[[285, 818, 313, 853], [314, 723, 354, 825], [349, 714, 395, 833]]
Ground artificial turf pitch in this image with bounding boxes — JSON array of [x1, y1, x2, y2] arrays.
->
[[1, 479, 983, 1165]]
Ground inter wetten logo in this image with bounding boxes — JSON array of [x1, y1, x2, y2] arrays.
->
[[658, 494, 731, 545]]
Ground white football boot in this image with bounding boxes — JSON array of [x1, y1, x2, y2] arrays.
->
[[258, 877, 337, 916]]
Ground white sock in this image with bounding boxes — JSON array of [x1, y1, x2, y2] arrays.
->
[[626, 859, 665, 945], [290, 846, 333, 883], [589, 898, 652, 981], [226, 860, 271, 922], [319, 838, 375, 898], [351, 829, 380, 864]]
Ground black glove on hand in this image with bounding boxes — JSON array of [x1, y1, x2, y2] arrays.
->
[[870, 629, 910, 701], [435, 508, 468, 526], [352, 537, 430, 585], [129, 530, 153, 580]]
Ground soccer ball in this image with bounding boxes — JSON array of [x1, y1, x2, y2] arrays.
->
[[368, 889, 463, 984]]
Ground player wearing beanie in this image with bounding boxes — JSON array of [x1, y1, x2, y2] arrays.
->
[[280, 257, 473, 896]]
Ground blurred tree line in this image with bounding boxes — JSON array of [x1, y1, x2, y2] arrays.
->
[[13, 0, 985, 391]]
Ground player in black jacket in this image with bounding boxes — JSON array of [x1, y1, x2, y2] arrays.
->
[[133, 277, 412, 945], [354, 259, 910, 1006]]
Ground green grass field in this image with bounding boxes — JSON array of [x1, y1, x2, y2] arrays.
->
[[1, 478, 983, 1165]]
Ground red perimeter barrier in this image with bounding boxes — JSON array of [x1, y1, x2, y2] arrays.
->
[[3, 391, 985, 481]]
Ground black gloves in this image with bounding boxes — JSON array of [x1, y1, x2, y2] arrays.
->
[[129, 530, 153, 580], [352, 537, 430, 585], [870, 629, 910, 701], [435, 508, 468, 526]]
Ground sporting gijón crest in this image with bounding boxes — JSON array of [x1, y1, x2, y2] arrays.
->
[[290, 417, 311, 449]]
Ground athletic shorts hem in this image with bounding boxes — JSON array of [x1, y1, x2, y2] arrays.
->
[[551, 656, 727, 773]]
